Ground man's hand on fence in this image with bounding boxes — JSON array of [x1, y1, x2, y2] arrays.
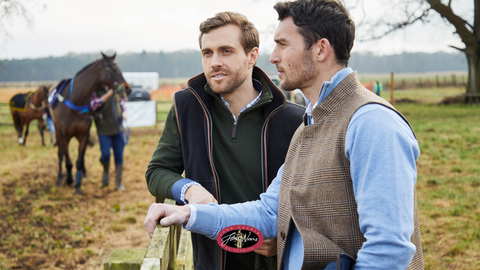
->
[[185, 185, 218, 204], [254, 238, 277, 257], [144, 203, 191, 239]]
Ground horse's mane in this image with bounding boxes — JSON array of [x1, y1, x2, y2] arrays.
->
[[75, 59, 102, 76]]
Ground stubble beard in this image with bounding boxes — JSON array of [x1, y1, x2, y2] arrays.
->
[[280, 51, 316, 91], [207, 67, 248, 95]]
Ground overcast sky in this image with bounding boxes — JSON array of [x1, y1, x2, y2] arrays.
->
[[0, 0, 470, 60]]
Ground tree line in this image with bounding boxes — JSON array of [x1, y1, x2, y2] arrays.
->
[[0, 50, 467, 82]]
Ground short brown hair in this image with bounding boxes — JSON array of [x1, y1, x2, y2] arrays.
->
[[274, 0, 355, 66], [198, 11, 259, 54]]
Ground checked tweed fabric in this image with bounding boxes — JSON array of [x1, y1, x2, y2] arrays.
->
[[277, 72, 424, 269]]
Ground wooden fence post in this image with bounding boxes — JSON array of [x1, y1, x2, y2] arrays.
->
[[155, 101, 158, 129], [390, 72, 395, 105], [103, 198, 192, 270]]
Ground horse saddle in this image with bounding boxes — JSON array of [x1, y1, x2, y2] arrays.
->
[[49, 78, 71, 109], [9, 92, 34, 112]]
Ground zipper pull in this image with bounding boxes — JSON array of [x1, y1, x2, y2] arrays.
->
[[231, 121, 237, 139]]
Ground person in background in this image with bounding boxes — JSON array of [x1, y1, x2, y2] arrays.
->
[[91, 85, 127, 191], [144, 0, 424, 269], [373, 80, 385, 96], [145, 11, 304, 270], [44, 107, 56, 146]]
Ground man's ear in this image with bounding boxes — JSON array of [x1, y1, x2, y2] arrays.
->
[[313, 38, 331, 63], [247, 47, 259, 68]]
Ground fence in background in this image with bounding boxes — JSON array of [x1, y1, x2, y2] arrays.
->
[[0, 79, 188, 89], [384, 74, 467, 90], [0, 100, 173, 127], [0, 102, 12, 126], [0, 81, 58, 88], [360, 72, 468, 91], [0, 72, 468, 90]]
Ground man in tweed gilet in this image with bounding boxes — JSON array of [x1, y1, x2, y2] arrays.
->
[[145, 0, 424, 269]]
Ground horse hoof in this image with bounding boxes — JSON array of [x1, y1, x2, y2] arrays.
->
[[66, 178, 74, 186], [55, 180, 62, 187], [74, 188, 83, 195], [116, 185, 126, 192], [18, 138, 24, 144]]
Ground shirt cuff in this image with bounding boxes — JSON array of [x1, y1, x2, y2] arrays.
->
[[171, 178, 201, 205], [184, 205, 197, 229]]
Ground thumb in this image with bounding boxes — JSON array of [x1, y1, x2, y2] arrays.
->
[[160, 218, 171, 227]]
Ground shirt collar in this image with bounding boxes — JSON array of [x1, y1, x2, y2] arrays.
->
[[220, 78, 263, 122], [305, 67, 353, 116]]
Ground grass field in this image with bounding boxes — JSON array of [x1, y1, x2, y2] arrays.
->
[[0, 86, 479, 269], [398, 103, 480, 268]]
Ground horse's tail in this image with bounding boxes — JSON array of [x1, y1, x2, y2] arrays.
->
[[10, 110, 21, 131], [17, 114, 23, 130]]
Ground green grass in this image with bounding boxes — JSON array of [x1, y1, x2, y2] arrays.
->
[[388, 90, 480, 269]]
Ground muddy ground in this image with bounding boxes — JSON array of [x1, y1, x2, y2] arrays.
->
[[0, 124, 162, 269]]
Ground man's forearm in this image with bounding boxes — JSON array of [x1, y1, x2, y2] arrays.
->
[[145, 167, 183, 199], [187, 170, 282, 240]]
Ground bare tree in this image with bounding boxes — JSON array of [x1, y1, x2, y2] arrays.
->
[[356, 0, 479, 103], [0, 0, 35, 40]]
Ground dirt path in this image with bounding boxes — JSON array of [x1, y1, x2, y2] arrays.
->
[[0, 126, 162, 269]]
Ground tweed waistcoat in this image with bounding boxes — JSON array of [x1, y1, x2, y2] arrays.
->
[[277, 72, 423, 269]]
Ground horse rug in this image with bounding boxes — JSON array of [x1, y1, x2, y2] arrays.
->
[[9, 92, 34, 112]]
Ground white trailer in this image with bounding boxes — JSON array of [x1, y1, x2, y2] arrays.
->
[[122, 72, 159, 90]]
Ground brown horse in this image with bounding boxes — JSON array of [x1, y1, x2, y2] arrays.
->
[[51, 53, 131, 194], [9, 85, 50, 146]]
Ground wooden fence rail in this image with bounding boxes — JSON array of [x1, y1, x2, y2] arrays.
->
[[103, 198, 193, 270], [0, 101, 173, 127], [0, 102, 13, 126], [0, 81, 58, 88]]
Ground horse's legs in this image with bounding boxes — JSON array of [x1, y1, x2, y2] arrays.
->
[[11, 112, 24, 144], [74, 134, 89, 195], [22, 119, 30, 146], [55, 130, 69, 187], [38, 117, 45, 146], [57, 134, 73, 186], [65, 147, 74, 187], [56, 145, 64, 187]]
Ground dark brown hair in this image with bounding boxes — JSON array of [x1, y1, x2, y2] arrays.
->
[[274, 0, 355, 66], [198, 11, 259, 54]]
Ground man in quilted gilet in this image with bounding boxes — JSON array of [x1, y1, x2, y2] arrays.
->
[[145, 11, 305, 270], [145, 1, 424, 269]]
